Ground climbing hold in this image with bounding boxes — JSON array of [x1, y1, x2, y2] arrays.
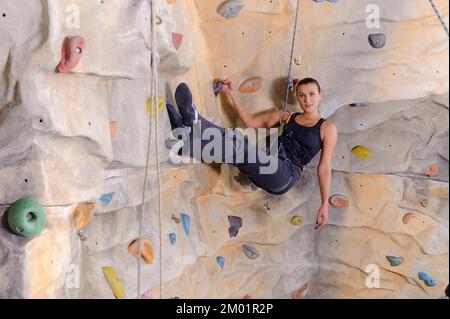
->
[[329, 194, 349, 208], [167, 0, 177, 4], [368, 33, 386, 49], [110, 121, 118, 139], [7, 198, 46, 237], [100, 192, 115, 206], [102, 266, 125, 299], [420, 198, 428, 208], [313, 0, 339, 3], [217, 0, 245, 19], [402, 212, 418, 224], [72, 202, 96, 231], [169, 233, 177, 245], [351, 145, 372, 159], [216, 256, 225, 269], [418, 272, 436, 287], [172, 32, 183, 50], [349, 102, 369, 107], [290, 215, 304, 226], [294, 57, 302, 66], [146, 96, 165, 118], [239, 76, 263, 94], [386, 256, 404, 267], [242, 244, 260, 260], [243, 294, 252, 299], [426, 164, 439, 177], [156, 16, 163, 25], [128, 238, 155, 265], [56, 36, 85, 73], [213, 81, 223, 97], [171, 214, 181, 223], [291, 283, 309, 299], [228, 215, 243, 238], [181, 212, 190, 236]]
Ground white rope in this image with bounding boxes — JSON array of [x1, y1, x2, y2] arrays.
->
[[428, 0, 449, 36], [137, 0, 161, 299]]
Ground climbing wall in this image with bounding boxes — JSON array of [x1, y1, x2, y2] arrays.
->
[[0, 0, 448, 299]]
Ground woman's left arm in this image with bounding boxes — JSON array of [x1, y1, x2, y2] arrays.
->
[[316, 122, 338, 229]]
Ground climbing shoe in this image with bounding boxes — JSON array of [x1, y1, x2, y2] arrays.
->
[[175, 83, 198, 127]]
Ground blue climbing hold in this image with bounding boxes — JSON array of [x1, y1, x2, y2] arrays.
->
[[216, 256, 225, 269], [100, 192, 115, 206], [169, 233, 177, 245], [181, 212, 190, 236], [213, 81, 223, 97], [418, 272, 436, 287]]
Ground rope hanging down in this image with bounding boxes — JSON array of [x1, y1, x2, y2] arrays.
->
[[428, 0, 449, 36], [137, 0, 163, 299], [279, 0, 301, 135]]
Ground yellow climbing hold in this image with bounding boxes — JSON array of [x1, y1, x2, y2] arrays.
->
[[102, 266, 125, 299], [72, 202, 96, 231], [146, 96, 165, 118], [290, 215, 304, 226], [351, 145, 372, 159]]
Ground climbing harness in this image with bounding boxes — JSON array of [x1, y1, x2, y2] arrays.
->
[[137, 0, 163, 299], [279, 0, 301, 137], [428, 0, 449, 37]]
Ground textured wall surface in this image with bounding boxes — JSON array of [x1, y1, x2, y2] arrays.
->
[[0, 0, 448, 299]]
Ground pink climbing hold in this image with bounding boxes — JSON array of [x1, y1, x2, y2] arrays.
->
[[329, 194, 349, 208], [239, 76, 263, 94], [56, 36, 85, 73], [172, 32, 183, 50], [403, 212, 418, 224]]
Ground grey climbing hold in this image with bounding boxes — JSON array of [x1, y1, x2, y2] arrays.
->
[[368, 33, 386, 49], [213, 81, 223, 97], [349, 102, 369, 107], [228, 216, 242, 238], [242, 244, 260, 260], [217, 0, 245, 19], [386, 256, 404, 267]]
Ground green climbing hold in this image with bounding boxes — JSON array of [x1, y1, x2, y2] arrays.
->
[[386, 256, 404, 267], [7, 198, 46, 237], [290, 215, 304, 226]]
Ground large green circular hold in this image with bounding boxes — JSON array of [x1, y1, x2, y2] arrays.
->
[[7, 198, 46, 237]]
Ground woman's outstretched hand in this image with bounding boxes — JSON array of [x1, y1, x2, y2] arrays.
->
[[315, 204, 329, 230], [218, 79, 234, 94]]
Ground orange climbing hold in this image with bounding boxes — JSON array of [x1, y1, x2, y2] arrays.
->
[[167, 0, 177, 3], [403, 212, 418, 224], [291, 283, 309, 299], [72, 202, 96, 231], [426, 164, 439, 177], [110, 121, 118, 139], [239, 76, 263, 93], [329, 194, 349, 208], [128, 238, 155, 265], [172, 32, 183, 50]]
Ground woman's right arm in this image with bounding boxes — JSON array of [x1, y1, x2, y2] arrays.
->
[[220, 80, 282, 129]]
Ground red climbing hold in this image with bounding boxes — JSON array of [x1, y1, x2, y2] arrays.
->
[[56, 36, 85, 73], [172, 32, 183, 50]]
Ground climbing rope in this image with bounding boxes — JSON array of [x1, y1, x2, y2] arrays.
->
[[428, 0, 449, 37], [137, 0, 163, 299], [279, 0, 301, 135]]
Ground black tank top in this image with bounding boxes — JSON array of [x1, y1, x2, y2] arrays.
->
[[280, 113, 326, 168]]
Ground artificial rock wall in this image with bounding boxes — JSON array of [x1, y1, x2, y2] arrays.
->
[[0, 0, 448, 299]]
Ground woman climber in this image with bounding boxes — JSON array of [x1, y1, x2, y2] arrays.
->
[[166, 78, 338, 229]]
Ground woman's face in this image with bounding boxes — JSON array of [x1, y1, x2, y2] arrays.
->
[[296, 83, 323, 114]]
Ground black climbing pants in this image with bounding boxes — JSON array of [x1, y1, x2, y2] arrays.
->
[[177, 115, 302, 195]]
